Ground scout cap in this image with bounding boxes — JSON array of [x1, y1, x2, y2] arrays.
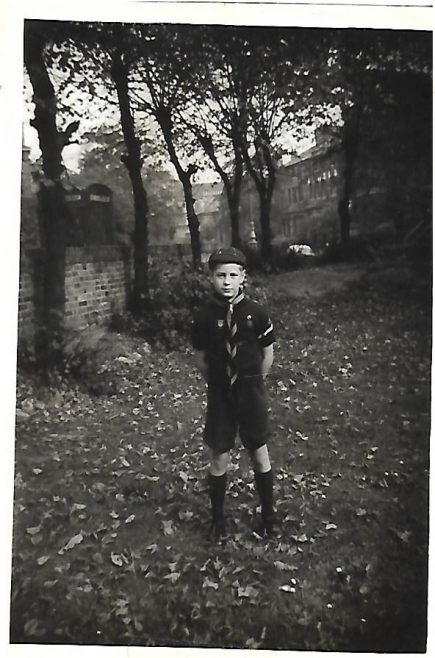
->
[[209, 247, 246, 269]]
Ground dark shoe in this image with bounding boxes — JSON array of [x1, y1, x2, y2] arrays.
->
[[253, 518, 277, 539], [208, 519, 228, 544]]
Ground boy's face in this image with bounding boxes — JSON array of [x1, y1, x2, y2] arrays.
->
[[211, 263, 246, 301]]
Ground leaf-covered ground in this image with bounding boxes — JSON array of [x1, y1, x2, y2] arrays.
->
[[11, 262, 430, 651]]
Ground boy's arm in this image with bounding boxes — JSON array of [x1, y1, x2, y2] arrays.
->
[[260, 344, 274, 378], [194, 350, 208, 379], [191, 309, 208, 379]]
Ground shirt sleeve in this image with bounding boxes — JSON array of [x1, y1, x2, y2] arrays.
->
[[191, 308, 208, 350], [255, 304, 275, 347]]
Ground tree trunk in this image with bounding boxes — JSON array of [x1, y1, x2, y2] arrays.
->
[[199, 131, 243, 249], [258, 192, 273, 261], [261, 144, 276, 260], [338, 111, 360, 245], [248, 178, 273, 261], [181, 173, 202, 270], [157, 109, 202, 269], [24, 25, 69, 373], [228, 145, 244, 249], [228, 195, 242, 249], [338, 196, 351, 244], [241, 137, 276, 262], [111, 52, 149, 314], [209, 155, 243, 250], [338, 145, 355, 244]]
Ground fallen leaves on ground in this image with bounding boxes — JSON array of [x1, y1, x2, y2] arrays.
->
[[11, 263, 430, 652]]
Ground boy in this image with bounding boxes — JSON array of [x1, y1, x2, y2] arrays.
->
[[191, 247, 276, 542]]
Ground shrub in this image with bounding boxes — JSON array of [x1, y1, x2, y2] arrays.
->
[[244, 248, 266, 272], [62, 327, 120, 395], [320, 237, 374, 264], [17, 336, 37, 372], [111, 266, 210, 349]]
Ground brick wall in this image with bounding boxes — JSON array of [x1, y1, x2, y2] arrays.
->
[[18, 245, 131, 341], [18, 250, 37, 339]]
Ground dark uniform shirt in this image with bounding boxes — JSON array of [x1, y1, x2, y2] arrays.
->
[[191, 296, 275, 381]]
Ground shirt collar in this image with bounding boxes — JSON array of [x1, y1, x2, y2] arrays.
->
[[211, 290, 245, 307]]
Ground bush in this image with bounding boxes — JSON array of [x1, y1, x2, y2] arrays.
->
[[62, 327, 121, 395], [110, 266, 210, 349], [17, 336, 37, 373], [244, 248, 267, 272], [320, 237, 374, 264]]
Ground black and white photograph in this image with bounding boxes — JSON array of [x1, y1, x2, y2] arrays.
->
[[2, 1, 432, 655]]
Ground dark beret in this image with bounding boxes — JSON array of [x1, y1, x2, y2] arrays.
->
[[208, 247, 247, 269]]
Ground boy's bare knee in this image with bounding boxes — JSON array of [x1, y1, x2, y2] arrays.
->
[[249, 444, 271, 473], [209, 450, 230, 476]]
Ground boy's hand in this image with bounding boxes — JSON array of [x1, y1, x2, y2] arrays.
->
[[260, 344, 274, 380], [194, 350, 208, 379]]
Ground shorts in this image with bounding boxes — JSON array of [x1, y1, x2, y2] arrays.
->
[[204, 374, 269, 453]]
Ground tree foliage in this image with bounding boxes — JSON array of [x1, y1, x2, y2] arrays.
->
[[178, 26, 250, 250], [131, 24, 204, 269], [320, 28, 432, 242], [196, 27, 327, 260], [56, 21, 152, 311], [22, 21, 432, 367]]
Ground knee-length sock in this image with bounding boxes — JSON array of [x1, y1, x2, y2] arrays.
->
[[207, 472, 227, 523], [254, 469, 274, 523]]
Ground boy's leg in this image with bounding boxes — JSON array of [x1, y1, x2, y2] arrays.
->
[[249, 444, 276, 537], [207, 450, 230, 541], [236, 376, 275, 536], [204, 380, 236, 541]]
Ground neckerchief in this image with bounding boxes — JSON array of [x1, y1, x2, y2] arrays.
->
[[211, 290, 244, 388]]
